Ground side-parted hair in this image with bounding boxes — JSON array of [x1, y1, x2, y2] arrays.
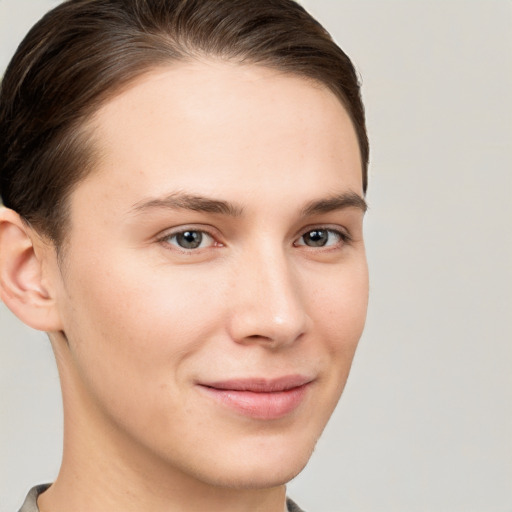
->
[[0, 0, 369, 247]]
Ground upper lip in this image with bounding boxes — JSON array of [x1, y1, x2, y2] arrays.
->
[[198, 375, 313, 393]]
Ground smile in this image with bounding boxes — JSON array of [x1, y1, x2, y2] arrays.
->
[[197, 375, 313, 420]]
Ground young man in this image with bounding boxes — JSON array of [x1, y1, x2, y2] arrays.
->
[[0, 1, 369, 511]]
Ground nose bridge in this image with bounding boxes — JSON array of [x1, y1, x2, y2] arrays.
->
[[228, 241, 308, 347]]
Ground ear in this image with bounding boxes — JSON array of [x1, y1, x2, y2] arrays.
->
[[0, 207, 63, 332]]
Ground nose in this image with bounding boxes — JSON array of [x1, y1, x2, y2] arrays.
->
[[226, 246, 309, 348]]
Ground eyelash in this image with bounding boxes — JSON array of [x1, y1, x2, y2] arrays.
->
[[157, 226, 352, 253], [294, 227, 352, 249], [157, 228, 221, 253]]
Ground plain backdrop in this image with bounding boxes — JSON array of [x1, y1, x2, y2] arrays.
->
[[1, 1, 511, 511]]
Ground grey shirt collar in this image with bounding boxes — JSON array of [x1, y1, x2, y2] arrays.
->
[[18, 484, 305, 512]]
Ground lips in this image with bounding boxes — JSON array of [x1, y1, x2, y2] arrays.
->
[[197, 375, 313, 420]]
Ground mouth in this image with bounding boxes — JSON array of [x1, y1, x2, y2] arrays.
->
[[197, 375, 313, 420]]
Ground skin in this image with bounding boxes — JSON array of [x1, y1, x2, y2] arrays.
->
[[0, 60, 368, 512]]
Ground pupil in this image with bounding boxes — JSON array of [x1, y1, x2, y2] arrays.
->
[[305, 230, 328, 247], [177, 231, 202, 249]]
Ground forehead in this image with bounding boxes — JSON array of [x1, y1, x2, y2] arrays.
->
[[77, 60, 362, 214]]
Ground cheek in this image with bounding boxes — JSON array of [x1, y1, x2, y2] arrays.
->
[[312, 260, 369, 350], [57, 255, 232, 443], [296, 261, 368, 438], [59, 251, 225, 393]]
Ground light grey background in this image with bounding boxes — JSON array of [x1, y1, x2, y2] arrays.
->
[[1, 1, 511, 511]]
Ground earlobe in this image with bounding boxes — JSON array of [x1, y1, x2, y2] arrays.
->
[[0, 207, 63, 332]]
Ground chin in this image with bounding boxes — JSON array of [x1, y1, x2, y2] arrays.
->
[[185, 430, 319, 490], [207, 456, 312, 490]]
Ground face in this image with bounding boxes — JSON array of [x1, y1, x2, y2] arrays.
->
[[50, 61, 368, 490]]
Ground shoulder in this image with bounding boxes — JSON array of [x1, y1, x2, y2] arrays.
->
[[17, 484, 50, 512], [287, 496, 307, 512]]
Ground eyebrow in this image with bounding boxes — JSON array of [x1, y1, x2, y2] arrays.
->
[[130, 192, 244, 217], [130, 190, 367, 217], [300, 191, 368, 216]]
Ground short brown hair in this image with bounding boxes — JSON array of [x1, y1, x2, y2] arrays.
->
[[0, 0, 369, 246]]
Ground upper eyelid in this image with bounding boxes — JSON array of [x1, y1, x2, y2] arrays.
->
[[295, 227, 350, 243], [156, 224, 220, 239], [296, 224, 351, 240]]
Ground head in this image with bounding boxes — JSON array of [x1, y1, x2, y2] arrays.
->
[[0, 0, 369, 499], [0, 0, 368, 248]]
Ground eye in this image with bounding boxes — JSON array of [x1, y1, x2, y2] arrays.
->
[[163, 229, 216, 250], [295, 228, 348, 248]]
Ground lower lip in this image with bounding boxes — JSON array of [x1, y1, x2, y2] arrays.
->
[[198, 384, 310, 420]]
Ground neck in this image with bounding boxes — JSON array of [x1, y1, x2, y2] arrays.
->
[[40, 341, 288, 512]]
